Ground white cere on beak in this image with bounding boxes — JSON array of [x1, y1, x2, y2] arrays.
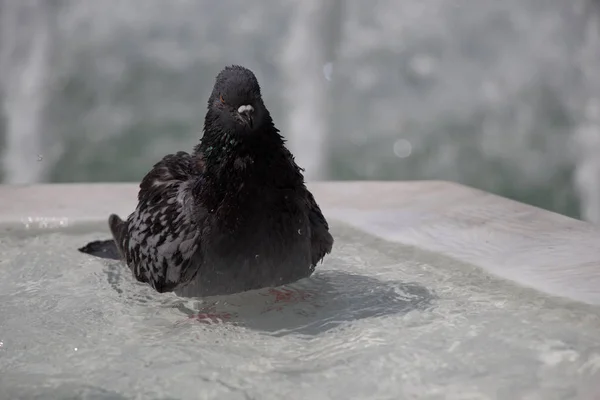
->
[[238, 105, 254, 114]]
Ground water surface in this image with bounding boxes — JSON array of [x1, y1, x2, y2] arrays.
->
[[1, 222, 599, 399]]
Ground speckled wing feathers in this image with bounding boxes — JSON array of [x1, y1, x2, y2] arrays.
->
[[110, 151, 205, 293]]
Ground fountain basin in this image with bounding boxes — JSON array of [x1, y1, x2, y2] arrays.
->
[[1, 181, 599, 399]]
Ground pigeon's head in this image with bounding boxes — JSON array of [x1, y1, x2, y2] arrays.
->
[[207, 65, 268, 135]]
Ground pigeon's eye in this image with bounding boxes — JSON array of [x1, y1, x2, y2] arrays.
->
[[219, 95, 226, 104]]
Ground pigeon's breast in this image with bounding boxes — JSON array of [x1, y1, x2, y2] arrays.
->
[[207, 188, 308, 254], [215, 188, 308, 245], [192, 188, 313, 295]]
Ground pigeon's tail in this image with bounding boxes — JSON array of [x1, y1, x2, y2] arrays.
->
[[108, 213, 127, 247], [79, 213, 127, 260], [78, 239, 121, 260]]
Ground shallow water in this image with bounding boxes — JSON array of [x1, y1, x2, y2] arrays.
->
[[1, 223, 600, 399]]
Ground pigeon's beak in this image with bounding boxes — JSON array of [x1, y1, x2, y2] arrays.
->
[[237, 105, 254, 129]]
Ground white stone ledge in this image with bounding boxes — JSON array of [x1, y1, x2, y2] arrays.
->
[[1, 180, 600, 307]]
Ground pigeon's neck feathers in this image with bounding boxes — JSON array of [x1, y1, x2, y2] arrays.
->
[[197, 108, 279, 162], [194, 111, 303, 187], [192, 114, 305, 213]]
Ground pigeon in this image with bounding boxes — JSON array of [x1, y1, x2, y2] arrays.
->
[[79, 65, 334, 297]]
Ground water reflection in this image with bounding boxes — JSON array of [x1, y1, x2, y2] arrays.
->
[[171, 271, 435, 337]]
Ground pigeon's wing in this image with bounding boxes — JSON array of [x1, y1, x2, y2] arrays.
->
[[280, 146, 334, 266], [306, 190, 334, 267], [113, 151, 207, 293]]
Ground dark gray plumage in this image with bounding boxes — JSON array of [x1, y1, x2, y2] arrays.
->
[[79, 65, 334, 297]]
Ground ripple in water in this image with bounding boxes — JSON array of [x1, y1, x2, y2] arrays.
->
[[1, 224, 600, 399]]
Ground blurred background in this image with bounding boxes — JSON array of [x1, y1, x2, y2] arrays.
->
[[1, 0, 600, 222]]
